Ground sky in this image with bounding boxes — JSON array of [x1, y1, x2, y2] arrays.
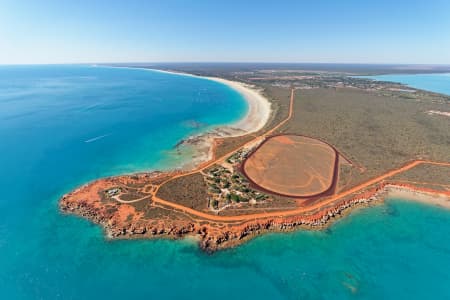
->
[[1, 0, 450, 65]]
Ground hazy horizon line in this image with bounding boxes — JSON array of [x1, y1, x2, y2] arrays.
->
[[1, 61, 450, 67]]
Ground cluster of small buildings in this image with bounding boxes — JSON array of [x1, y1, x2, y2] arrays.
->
[[105, 187, 121, 197], [204, 165, 269, 211]]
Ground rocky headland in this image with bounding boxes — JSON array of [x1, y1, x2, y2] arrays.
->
[[60, 177, 450, 253]]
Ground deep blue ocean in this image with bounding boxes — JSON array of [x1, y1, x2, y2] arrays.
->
[[1, 67, 449, 299]]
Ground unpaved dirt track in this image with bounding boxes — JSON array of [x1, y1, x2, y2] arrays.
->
[[151, 160, 450, 222], [141, 88, 449, 223]]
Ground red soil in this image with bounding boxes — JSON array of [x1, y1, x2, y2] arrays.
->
[[242, 135, 337, 197]]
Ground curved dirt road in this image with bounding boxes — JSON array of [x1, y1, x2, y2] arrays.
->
[[145, 88, 450, 223], [151, 160, 450, 222]]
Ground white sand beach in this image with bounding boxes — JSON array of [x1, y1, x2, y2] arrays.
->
[[386, 185, 450, 209], [146, 68, 272, 135], [204, 77, 271, 134], [110, 66, 273, 170]]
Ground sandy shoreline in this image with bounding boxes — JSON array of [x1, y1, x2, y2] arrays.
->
[[59, 66, 450, 253], [103, 65, 272, 134], [205, 77, 271, 133], [146, 68, 272, 134], [386, 185, 450, 209], [138, 68, 272, 169]]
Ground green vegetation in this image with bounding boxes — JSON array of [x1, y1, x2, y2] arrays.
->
[[203, 165, 270, 210], [156, 173, 209, 210], [153, 68, 449, 215], [275, 87, 449, 185]]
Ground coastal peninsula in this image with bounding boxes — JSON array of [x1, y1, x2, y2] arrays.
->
[[61, 66, 450, 252]]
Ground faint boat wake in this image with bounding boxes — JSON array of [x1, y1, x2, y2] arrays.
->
[[84, 133, 111, 143]]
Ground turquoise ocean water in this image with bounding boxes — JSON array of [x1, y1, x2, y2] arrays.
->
[[360, 73, 450, 95], [1, 68, 449, 299]]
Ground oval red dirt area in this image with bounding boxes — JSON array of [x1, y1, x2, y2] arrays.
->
[[242, 135, 337, 197]]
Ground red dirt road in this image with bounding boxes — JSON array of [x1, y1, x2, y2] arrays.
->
[[152, 160, 450, 222], [147, 88, 449, 222]]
